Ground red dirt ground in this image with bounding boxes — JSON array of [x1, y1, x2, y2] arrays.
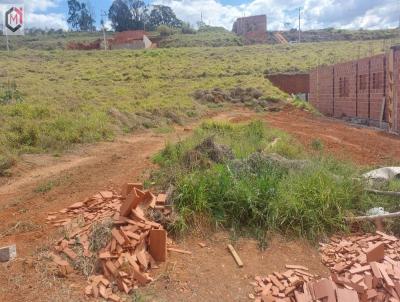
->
[[264, 106, 400, 166], [0, 106, 399, 302]]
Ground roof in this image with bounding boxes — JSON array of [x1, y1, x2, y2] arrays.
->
[[110, 30, 149, 44]]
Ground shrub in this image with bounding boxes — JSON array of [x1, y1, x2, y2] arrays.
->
[[155, 121, 367, 241], [181, 22, 196, 34], [157, 25, 175, 37]]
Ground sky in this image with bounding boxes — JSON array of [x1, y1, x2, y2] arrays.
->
[[1, 0, 400, 31]]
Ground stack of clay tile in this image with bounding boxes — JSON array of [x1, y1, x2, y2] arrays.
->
[[250, 264, 318, 302], [48, 183, 170, 302], [319, 231, 400, 301]]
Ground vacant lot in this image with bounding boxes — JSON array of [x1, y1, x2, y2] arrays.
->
[[0, 39, 394, 165]]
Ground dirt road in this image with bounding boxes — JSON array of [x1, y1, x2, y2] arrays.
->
[[0, 106, 399, 301]]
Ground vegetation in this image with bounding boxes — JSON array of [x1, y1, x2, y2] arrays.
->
[[0, 39, 395, 172], [276, 28, 400, 43], [159, 26, 243, 48], [67, 0, 96, 31], [152, 120, 367, 240]]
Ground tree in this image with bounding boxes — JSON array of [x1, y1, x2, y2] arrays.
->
[[128, 0, 148, 29], [109, 0, 133, 31], [148, 5, 182, 30], [67, 0, 96, 31], [67, 0, 81, 30], [79, 2, 96, 31]]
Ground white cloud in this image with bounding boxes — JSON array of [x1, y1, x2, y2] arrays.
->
[[0, 0, 67, 29], [2, 0, 399, 31], [27, 13, 68, 30], [154, 0, 400, 30]]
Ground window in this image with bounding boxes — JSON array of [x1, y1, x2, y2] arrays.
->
[[339, 77, 349, 97], [359, 74, 367, 91], [372, 72, 383, 90]]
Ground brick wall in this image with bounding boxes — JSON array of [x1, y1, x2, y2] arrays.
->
[[232, 15, 267, 43], [334, 62, 357, 118], [309, 50, 399, 134], [369, 54, 386, 122], [395, 50, 400, 133], [309, 66, 334, 116], [266, 73, 309, 94]]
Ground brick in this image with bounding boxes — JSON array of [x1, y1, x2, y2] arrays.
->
[[149, 229, 167, 262], [269, 275, 285, 291], [121, 183, 143, 198], [336, 288, 359, 302], [0, 244, 16, 262], [111, 229, 126, 246], [314, 278, 336, 302], [156, 193, 167, 204], [120, 188, 141, 217], [366, 243, 385, 263]]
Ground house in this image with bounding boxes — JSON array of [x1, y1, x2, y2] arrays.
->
[[107, 30, 154, 50]]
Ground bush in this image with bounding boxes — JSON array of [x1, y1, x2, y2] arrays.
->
[[157, 25, 175, 37], [154, 121, 367, 240], [181, 22, 196, 34]]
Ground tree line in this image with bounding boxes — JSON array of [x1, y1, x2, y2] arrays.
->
[[67, 0, 187, 32]]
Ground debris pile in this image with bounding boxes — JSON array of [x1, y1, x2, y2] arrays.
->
[[249, 264, 318, 301], [250, 231, 400, 301], [48, 183, 171, 301], [320, 231, 400, 301], [192, 87, 284, 111]]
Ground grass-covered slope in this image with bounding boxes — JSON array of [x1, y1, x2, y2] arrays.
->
[[0, 39, 394, 169]]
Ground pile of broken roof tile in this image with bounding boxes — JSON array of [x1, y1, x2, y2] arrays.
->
[[319, 231, 400, 302], [251, 231, 400, 302], [48, 183, 170, 302], [250, 264, 318, 301]]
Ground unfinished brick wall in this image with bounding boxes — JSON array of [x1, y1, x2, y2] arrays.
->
[[310, 49, 399, 134], [334, 61, 357, 118], [232, 15, 267, 43], [266, 73, 309, 94], [369, 54, 386, 122], [309, 66, 334, 116], [395, 49, 400, 133]]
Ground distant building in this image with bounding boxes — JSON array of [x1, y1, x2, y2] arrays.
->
[[232, 15, 267, 43], [107, 30, 154, 50]]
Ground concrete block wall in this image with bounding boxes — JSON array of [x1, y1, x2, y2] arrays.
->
[[309, 51, 398, 134]]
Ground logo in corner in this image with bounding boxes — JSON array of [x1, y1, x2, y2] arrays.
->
[[2, 5, 24, 35]]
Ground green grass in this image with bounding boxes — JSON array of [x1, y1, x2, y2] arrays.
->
[[0, 39, 398, 173], [160, 28, 243, 48], [152, 120, 374, 240]]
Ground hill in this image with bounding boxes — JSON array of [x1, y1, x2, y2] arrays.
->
[[0, 39, 398, 172], [271, 28, 400, 44]]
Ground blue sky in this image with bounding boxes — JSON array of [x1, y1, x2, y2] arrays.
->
[[1, 0, 400, 30]]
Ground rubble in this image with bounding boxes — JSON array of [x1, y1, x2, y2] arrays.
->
[[250, 265, 319, 301], [320, 231, 400, 301], [250, 231, 400, 301], [47, 184, 171, 301], [192, 87, 285, 111]]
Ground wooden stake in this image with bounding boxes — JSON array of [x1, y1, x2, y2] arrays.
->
[[227, 244, 243, 267]]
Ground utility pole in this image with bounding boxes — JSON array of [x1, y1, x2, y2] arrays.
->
[[101, 10, 107, 51], [298, 7, 301, 43], [5, 25, 9, 52]]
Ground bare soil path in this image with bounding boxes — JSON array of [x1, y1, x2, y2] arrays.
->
[[1, 106, 399, 302]]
